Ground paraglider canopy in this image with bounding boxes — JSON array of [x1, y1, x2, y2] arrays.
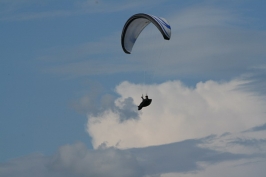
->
[[121, 13, 171, 54]]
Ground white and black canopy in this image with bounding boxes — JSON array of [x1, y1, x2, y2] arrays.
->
[[121, 13, 171, 54]]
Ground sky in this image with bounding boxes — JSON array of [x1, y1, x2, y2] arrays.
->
[[1, 0, 266, 176]]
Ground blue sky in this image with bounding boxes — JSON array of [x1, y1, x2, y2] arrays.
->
[[1, 0, 266, 177]]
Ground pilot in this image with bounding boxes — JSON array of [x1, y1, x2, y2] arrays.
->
[[138, 95, 152, 110]]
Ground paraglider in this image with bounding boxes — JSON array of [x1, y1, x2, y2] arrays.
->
[[121, 13, 171, 110], [138, 95, 152, 110]]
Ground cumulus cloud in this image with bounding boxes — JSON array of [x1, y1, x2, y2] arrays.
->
[[72, 91, 140, 122], [0, 143, 143, 177], [1, 133, 266, 177], [87, 79, 266, 149], [163, 131, 266, 177], [49, 142, 142, 177], [163, 160, 266, 177], [130, 138, 246, 176]]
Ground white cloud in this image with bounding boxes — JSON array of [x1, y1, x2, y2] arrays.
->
[[87, 79, 266, 149], [2, 132, 266, 177], [49, 142, 142, 177], [162, 160, 266, 177], [0, 143, 143, 177], [160, 130, 266, 177]]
